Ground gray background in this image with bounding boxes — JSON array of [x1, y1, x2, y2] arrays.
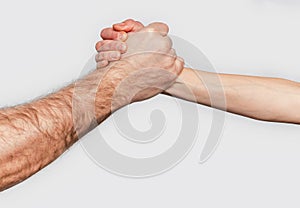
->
[[1, 0, 300, 207]]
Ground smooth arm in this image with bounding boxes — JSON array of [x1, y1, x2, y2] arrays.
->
[[165, 67, 300, 124]]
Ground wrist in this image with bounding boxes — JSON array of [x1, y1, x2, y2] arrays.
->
[[94, 61, 132, 119], [164, 68, 208, 103]]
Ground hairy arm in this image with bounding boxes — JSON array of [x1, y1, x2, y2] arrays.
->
[[166, 68, 300, 124], [0, 68, 117, 191], [0, 22, 181, 192]]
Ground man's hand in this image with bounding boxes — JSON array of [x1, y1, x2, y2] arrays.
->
[[0, 20, 183, 192], [96, 21, 184, 106], [95, 19, 145, 68]]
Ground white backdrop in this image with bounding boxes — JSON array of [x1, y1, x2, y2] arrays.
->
[[1, 0, 300, 207]]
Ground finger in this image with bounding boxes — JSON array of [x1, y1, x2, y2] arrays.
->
[[96, 40, 127, 53], [96, 60, 109, 69], [113, 19, 144, 32], [95, 40, 112, 51], [173, 56, 185, 75], [101, 28, 127, 41], [96, 51, 121, 62], [160, 49, 177, 68], [163, 36, 173, 51], [168, 48, 177, 58], [142, 22, 169, 36]]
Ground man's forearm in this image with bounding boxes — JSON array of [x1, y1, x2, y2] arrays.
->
[[0, 67, 120, 191], [166, 68, 300, 124], [0, 85, 74, 191], [0, 23, 180, 191]]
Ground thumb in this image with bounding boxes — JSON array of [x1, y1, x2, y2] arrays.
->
[[142, 22, 169, 36], [113, 19, 144, 32]]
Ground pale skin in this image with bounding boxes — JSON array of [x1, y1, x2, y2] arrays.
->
[[0, 23, 184, 191], [97, 19, 300, 124]]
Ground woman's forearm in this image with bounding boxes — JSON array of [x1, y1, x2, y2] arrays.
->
[[165, 67, 300, 124]]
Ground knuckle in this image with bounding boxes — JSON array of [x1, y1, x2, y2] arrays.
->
[[95, 53, 102, 62], [99, 52, 106, 60], [136, 21, 144, 27], [150, 22, 169, 34], [175, 58, 184, 73], [117, 42, 127, 52], [124, 19, 135, 24], [178, 57, 185, 66], [97, 60, 108, 68], [164, 55, 176, 68], [98, 40, 126, 53], [159, 22, 169, 34], [109, 51, 121, 60], [159, 36, 172, 51], [168, 48, 177, 58], [165, 36, 173, 48]]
